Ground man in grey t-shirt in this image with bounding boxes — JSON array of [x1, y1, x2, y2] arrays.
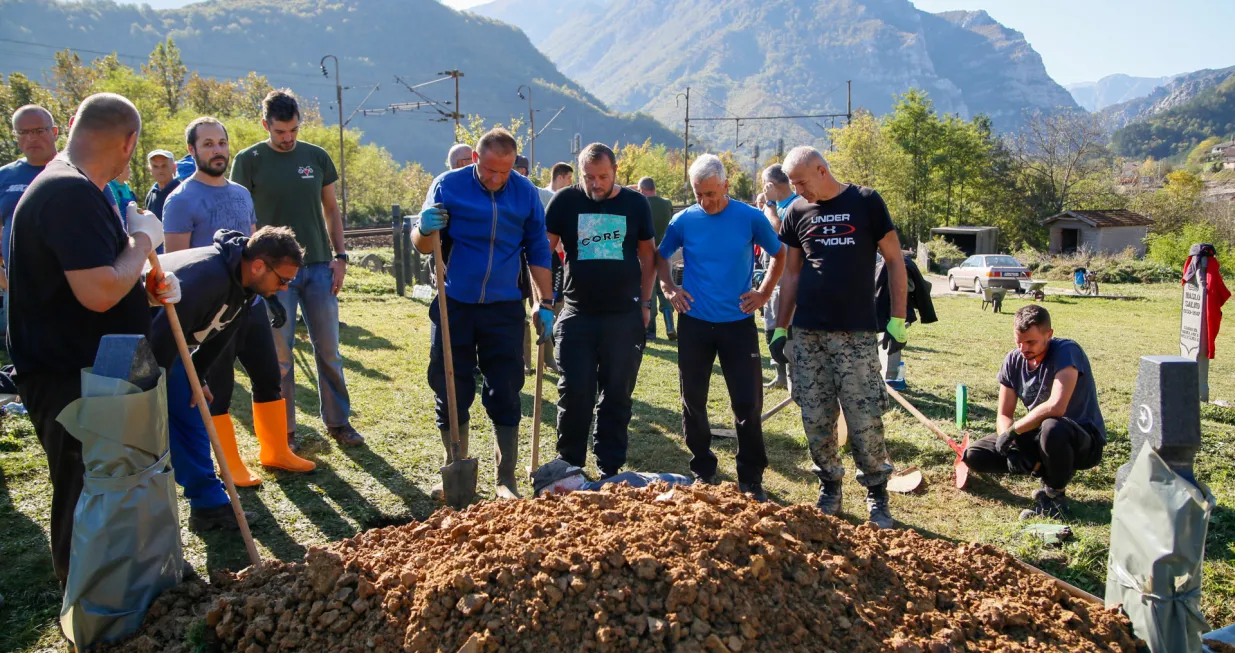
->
[[963, 305, 1106, 521], [163, 119, 255, 249]]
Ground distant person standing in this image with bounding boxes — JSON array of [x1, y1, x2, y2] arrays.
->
[[773, 146, 906, 529], [638, 176, 676, 341], [545, 143, 655, 478], [1, 105, 59, 331], [541, 162, 574, 373], [143, 148, 180, 220], [231, 89, 363, 449], [106, 162, 138, 219], [164, 116, 314, 485], [446, 143, 474, 171], [655, 154, 786, 502], [8, 93, 174, 586], [759, 164, 799, 389]]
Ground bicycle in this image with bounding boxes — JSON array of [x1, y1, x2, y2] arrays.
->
[[1072, 267, 1099, 296]]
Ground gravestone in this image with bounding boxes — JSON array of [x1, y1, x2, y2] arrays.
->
[[94, 335, 159, 391], [1179, 252, 1210, 401], [1115, 355, 1201, 491]]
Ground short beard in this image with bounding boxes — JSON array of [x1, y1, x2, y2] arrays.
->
[[585, 184, 612, 202], [197, 157, 229, 178]]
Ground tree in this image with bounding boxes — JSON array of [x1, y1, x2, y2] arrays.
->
[[143, 38, 188, 114], [828, 109, 888, 189], [884, 90, 942, 242], [1010, 110, 1109, 216], [1130, 170, 1205, 233]]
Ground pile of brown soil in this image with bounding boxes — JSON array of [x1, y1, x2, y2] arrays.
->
[[107, 484, 1141, 652]]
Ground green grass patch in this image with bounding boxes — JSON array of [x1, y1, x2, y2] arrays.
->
[[1, 270, 1232, 651]]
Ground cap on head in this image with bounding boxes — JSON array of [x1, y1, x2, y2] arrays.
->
[[532, 458, 585, 496], [514, 154, 530, 172], [147, 149, 175, 162]]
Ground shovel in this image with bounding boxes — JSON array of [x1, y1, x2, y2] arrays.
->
[[527, 340, 545, 477], [433, 229, 478, 508], [885, 385, 970, 490], [711, 395, 796, 439]]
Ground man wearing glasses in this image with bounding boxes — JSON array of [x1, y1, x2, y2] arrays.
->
[[1, 105, 58, 297], [446, 143, 474, 171], [150, 226, 306, 532], [163, 117, 315, 497]]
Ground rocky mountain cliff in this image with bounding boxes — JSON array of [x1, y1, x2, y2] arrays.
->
[[1100, 65, 1235, 131], [472, 0, 1077, 152], [0, 0, 678, 168], [1066, 73, 1174, 112]]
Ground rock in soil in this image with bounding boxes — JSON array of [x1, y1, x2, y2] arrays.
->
[[100, 484, 1142, 652]]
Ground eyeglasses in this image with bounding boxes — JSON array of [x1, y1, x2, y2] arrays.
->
[[264, 262, 296, 286], [16, 126, 54, 137]]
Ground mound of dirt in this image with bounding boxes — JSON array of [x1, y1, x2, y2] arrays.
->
[[106, 484, 1141, 652]]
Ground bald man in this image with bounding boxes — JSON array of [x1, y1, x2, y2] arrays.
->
[[7, 92, 174, 586]]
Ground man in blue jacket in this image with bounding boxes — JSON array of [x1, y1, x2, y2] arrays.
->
[[414, 128, 554, 500]]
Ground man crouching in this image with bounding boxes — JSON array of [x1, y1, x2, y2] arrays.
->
[[963, 305, 1106, 520]]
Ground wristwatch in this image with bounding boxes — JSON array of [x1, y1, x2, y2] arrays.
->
[[641, 300, 653, 309], [539, 300, 554, 310], [335, 252, 349, 263]]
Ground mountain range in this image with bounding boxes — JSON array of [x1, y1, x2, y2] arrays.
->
[[0, 0, 677, 169], [469, 0, 1079, 152], [1100, 65, 1235, 132], [1065, 74, 1175, 112]]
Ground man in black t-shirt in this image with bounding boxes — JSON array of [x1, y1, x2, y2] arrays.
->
[[7, 93, 174, 586], [772, 146, 908, 529], [962, 305, 1106, 521], [545, 143, 656, 477]]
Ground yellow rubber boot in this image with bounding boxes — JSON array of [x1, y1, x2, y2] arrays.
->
[[213, 414, 262, 487], [253, 399, 316, 473]]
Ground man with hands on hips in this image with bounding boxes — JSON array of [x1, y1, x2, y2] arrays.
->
[[654, 153, 785, 503], [414, 128, 554, 500]]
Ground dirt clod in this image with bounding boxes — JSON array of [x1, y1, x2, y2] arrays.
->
[[101, 484, 1141, 652]]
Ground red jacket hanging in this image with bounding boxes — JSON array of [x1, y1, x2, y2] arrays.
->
[[1182, 250, 1230, 359]]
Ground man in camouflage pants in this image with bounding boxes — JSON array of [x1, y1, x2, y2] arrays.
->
[[770, 146, 907, 528]]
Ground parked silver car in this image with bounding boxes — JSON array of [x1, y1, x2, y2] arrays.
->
[[947, 254, 1032, 293]]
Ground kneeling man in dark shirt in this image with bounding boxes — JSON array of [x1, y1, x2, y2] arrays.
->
[[963, 305, 1106, 520]]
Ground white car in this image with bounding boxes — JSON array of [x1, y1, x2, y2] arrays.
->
[[947, 254, 1032, 293]]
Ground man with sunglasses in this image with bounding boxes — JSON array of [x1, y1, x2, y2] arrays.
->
[[162, 117, 315, 492], [150, 226, 305, 531]]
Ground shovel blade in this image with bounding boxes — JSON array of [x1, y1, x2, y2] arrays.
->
[[887, 466, 923, 493], [440, 457, 479, 509]]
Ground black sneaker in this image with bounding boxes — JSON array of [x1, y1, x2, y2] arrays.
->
[[1020, 487, 1069, 521], [328, 424, 365, 447], [694, 473, 720, 486], [189, 505, 260, 532], [816, 480, 843, 515], [866, 484, 894, 529], [738, 482, 768, 503], [666, 331, 678, 342]]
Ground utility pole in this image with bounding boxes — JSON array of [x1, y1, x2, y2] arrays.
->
[[438, 69, 464, 134], [518, 84, 535, 171], [320, 54, 348, 228], [676, 87, 691, 190], [752, 142, 760, 181], [734, 119, 740, 153], [847, 79, 852, 123]]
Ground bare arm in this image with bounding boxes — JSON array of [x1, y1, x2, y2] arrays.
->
[[762, 203, 781, 233], [323, 183, 345, 256], [65, 234, 155, 313], [1012, 367, 1079, 433], [529, 265, 552, 305], [637, 239, 656, 302], [740, 245, 786, 314], [655, 251, 693, 313], [995, 385, 1019, 434], [774, 246, 803, 329], [164, 232, 192, 253], [877, 231, 907, 320], [412, 224, 434, 255]]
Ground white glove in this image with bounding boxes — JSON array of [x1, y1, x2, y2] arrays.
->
[[126, 202, 165, 251], [146, 270, 181, 306]]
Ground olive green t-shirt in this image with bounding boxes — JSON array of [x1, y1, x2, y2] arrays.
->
[[230, 141, 338, 264], [647, 195, 674, 242]]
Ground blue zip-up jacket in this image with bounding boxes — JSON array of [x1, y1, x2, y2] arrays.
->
[[422, 165, 551, 304]]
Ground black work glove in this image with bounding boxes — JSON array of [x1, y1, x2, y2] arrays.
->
[[266, 297, 287, 329], [880, 331, 906, 355], [995, 428, 1018, 456], [769, 327, 789, 365]]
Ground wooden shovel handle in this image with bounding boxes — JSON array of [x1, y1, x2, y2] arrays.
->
[[432, 235, 462, 454], [885, 385, 965, 457]]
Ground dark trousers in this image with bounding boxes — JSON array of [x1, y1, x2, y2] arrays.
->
[[207, 298, 282, 416], [554, 308, 646, 475], [677, 314, 767, 484], [964, 417, 1104, 490], [428, 297, 525, 429], [646, 286, 675, 337], [18, 371, 85, 588]]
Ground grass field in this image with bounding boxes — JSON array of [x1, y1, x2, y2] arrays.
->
[[1, 265, 1232, 652]]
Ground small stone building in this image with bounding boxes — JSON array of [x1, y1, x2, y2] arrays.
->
[[1042, 209, 1152, 256]]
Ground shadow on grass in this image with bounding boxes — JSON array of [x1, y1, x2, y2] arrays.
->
[[0, 468, 60, 653], [340, 445, 433, 518], [339, 323, 397, 351]]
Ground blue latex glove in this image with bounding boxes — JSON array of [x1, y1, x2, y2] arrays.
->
[[534, 306, 555, 344], [417, 206, 449, 235]]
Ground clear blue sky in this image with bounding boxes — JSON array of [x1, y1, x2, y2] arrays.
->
[[111, 0, 1235, 86], [910, 0, 1234, 85]]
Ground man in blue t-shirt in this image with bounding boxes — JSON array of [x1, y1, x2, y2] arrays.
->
[[963, 304, 1106, 521], [655, 154, 785, 502], [1, 105, 59, 334]]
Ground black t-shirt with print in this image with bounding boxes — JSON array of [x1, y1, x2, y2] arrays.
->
[[7, 159, 151, 377], [545, 185, 654, 314], [779, 184, 895, 332]]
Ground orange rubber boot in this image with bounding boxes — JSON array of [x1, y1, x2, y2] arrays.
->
[[253, 399, 316, 473], [213, 414, 262, 487]]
